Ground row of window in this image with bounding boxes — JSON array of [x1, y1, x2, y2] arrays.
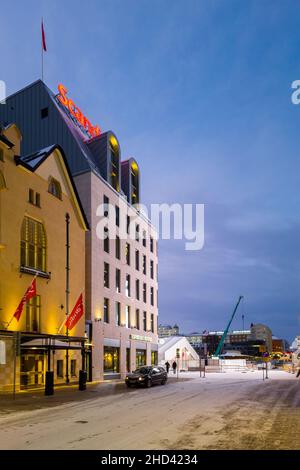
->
[[103, 194, 155, 253], [104, 236, 157, 278], [27, 179, 62, 209], [103, 299, 156, 333], [104, 263, 156, 306]]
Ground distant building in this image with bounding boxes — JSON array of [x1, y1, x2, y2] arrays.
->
[[272, 337, 290, 354], [250, 324, 272, 352], [158, 324, 179, 338], [158, 336, 199, 370]]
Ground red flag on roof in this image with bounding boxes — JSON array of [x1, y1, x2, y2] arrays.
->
[[41, 19, 47, 52], [14, 278, 37, 321], [65, 294, 84, 331]]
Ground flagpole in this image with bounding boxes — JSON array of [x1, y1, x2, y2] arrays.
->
[[41, 18, 44, 81], [6, 274, 38, 330]]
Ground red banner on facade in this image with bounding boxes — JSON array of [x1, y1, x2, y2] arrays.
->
[[14, 278, 37, 321], [65, 294, 84, 331]]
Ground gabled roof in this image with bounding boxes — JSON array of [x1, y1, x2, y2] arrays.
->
[[15, 144, 89, 231]]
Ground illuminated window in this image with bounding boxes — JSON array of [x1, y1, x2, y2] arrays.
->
[[125, 305, 131, 328], [104, 298, 110, 323], [0, 170, 6, 190], [115, 302, 121, 326], [110, 144, 120, 192], [26, 295, 41, 333], [48, 178, 62, 199], [104, 262, 110, 288], [21, 217, 47, 272]]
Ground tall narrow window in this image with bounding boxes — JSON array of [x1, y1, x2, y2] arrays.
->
[[143, 283, 147, 303], [115, 302, 121, 326], [142, 230, 146, 247], [116, 268, 121, 293], [135, 250, 139, 271], [143, 311, 147, 331], [136, 279, 140, 300], [48, 178, 62, 199], [143, 255, 146, 275], [115, 206, 120, 227], [104, 228, 109, 253], [150, 260, 154, 279], [104, 262, 110, 288], [151, 314, 154, 333], [135, 224, 140, 242], [103, 195, 109, 217], [104, 298, 110, 323], [115, 235, 120, 260], [150, 237, 154, 253], [150, 287, 154, 306], [125, 305, 131, 328], [21, 217, 47, 272], [136, 309, 140, 330], [126, 274, 131, 297], [126, 243, 130, 265], [26, 295, 41, 332]]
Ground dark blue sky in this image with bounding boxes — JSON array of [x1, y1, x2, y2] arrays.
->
[[2, 0, 300, 341]]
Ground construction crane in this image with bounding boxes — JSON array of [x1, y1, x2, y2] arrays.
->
[[214, 295, 244, 357]]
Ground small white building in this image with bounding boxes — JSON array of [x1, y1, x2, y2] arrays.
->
[[158, 336, 199, 370]]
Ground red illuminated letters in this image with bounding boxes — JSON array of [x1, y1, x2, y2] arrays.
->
[[57, 84, 101, 138]]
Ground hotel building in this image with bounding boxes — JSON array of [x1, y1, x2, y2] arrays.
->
[[0, 123, 88, 391], [0, 81, 159, 381]]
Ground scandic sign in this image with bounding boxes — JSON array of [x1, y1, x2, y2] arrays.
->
[[57, 84, 101, 139]]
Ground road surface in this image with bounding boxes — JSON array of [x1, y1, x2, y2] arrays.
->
[[0, 370, 299, 450]]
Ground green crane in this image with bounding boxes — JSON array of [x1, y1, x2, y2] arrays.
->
[[214, 296, 244, 357]]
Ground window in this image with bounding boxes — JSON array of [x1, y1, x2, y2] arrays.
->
[[142, 230, 146, 248], [29, 188, 34, 204], [143, 283, 147, 303], [41, 107, 48, 119], [21, 217, 47, 272], [70, 359, 77, 377], [143, 311, 147, 331], [116, 268, 121, 293], [150, 287, 154, 306], [110, 146, 120, 191], [104, 228, 109, 253], [125, 305, 131, 328], [126, 243, 130, 265], [0, 170, 6, 190], [103, 195, 109, 217], [126, 348, 131, 373], [150, 260, 154, 279], [48, 178, 62, 199], [26, 295, 41, 332], [115, 235, 120, 260], [104, 346, 120, 373], [136, 350, 146, 367], [126, 274, 131, 297], [104, 298, 109, 323], [126, 215, 130, 234], [115, 302, 121, 326], [143, 255, 146, 275], [104, 262, 110, 288], [150, 237, 154, 253], [136, 309, 140, 330], [115, 206, 120, 227], [136, 279, 140, 300], [35, 192, 41, 207], [57, 360, 64, 378], [151, 314, 154, 333], [135, 224, 140, 242], [135, 250, 139, 270]]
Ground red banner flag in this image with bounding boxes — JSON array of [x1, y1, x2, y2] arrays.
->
[[14, 278, 37, 321], [41, 19, 47, 51], [65, 294, 84, 331]]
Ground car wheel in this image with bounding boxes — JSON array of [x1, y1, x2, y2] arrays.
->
[[126, 383, 132, 388], [146, 378, 152, 388], [161, 379, 167, 385]]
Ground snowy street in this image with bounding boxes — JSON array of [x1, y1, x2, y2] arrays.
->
[[0, 370, 299, 450]]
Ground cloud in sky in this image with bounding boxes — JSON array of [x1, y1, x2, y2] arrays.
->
[[1, 0, 300, 340]]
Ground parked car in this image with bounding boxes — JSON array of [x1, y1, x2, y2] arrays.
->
[[125, 366, 167, 388]]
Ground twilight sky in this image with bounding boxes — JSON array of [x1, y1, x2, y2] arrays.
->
[[1, 0, 300, 341]]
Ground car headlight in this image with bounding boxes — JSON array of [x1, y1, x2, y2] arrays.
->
[[125, 377, 129, 380], [138, 376, 144, 381]]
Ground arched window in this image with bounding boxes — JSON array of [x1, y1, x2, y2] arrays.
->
[[48, 177, 62, 199], [0, 170, 6, 190], [21, 217, 47, 272]]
